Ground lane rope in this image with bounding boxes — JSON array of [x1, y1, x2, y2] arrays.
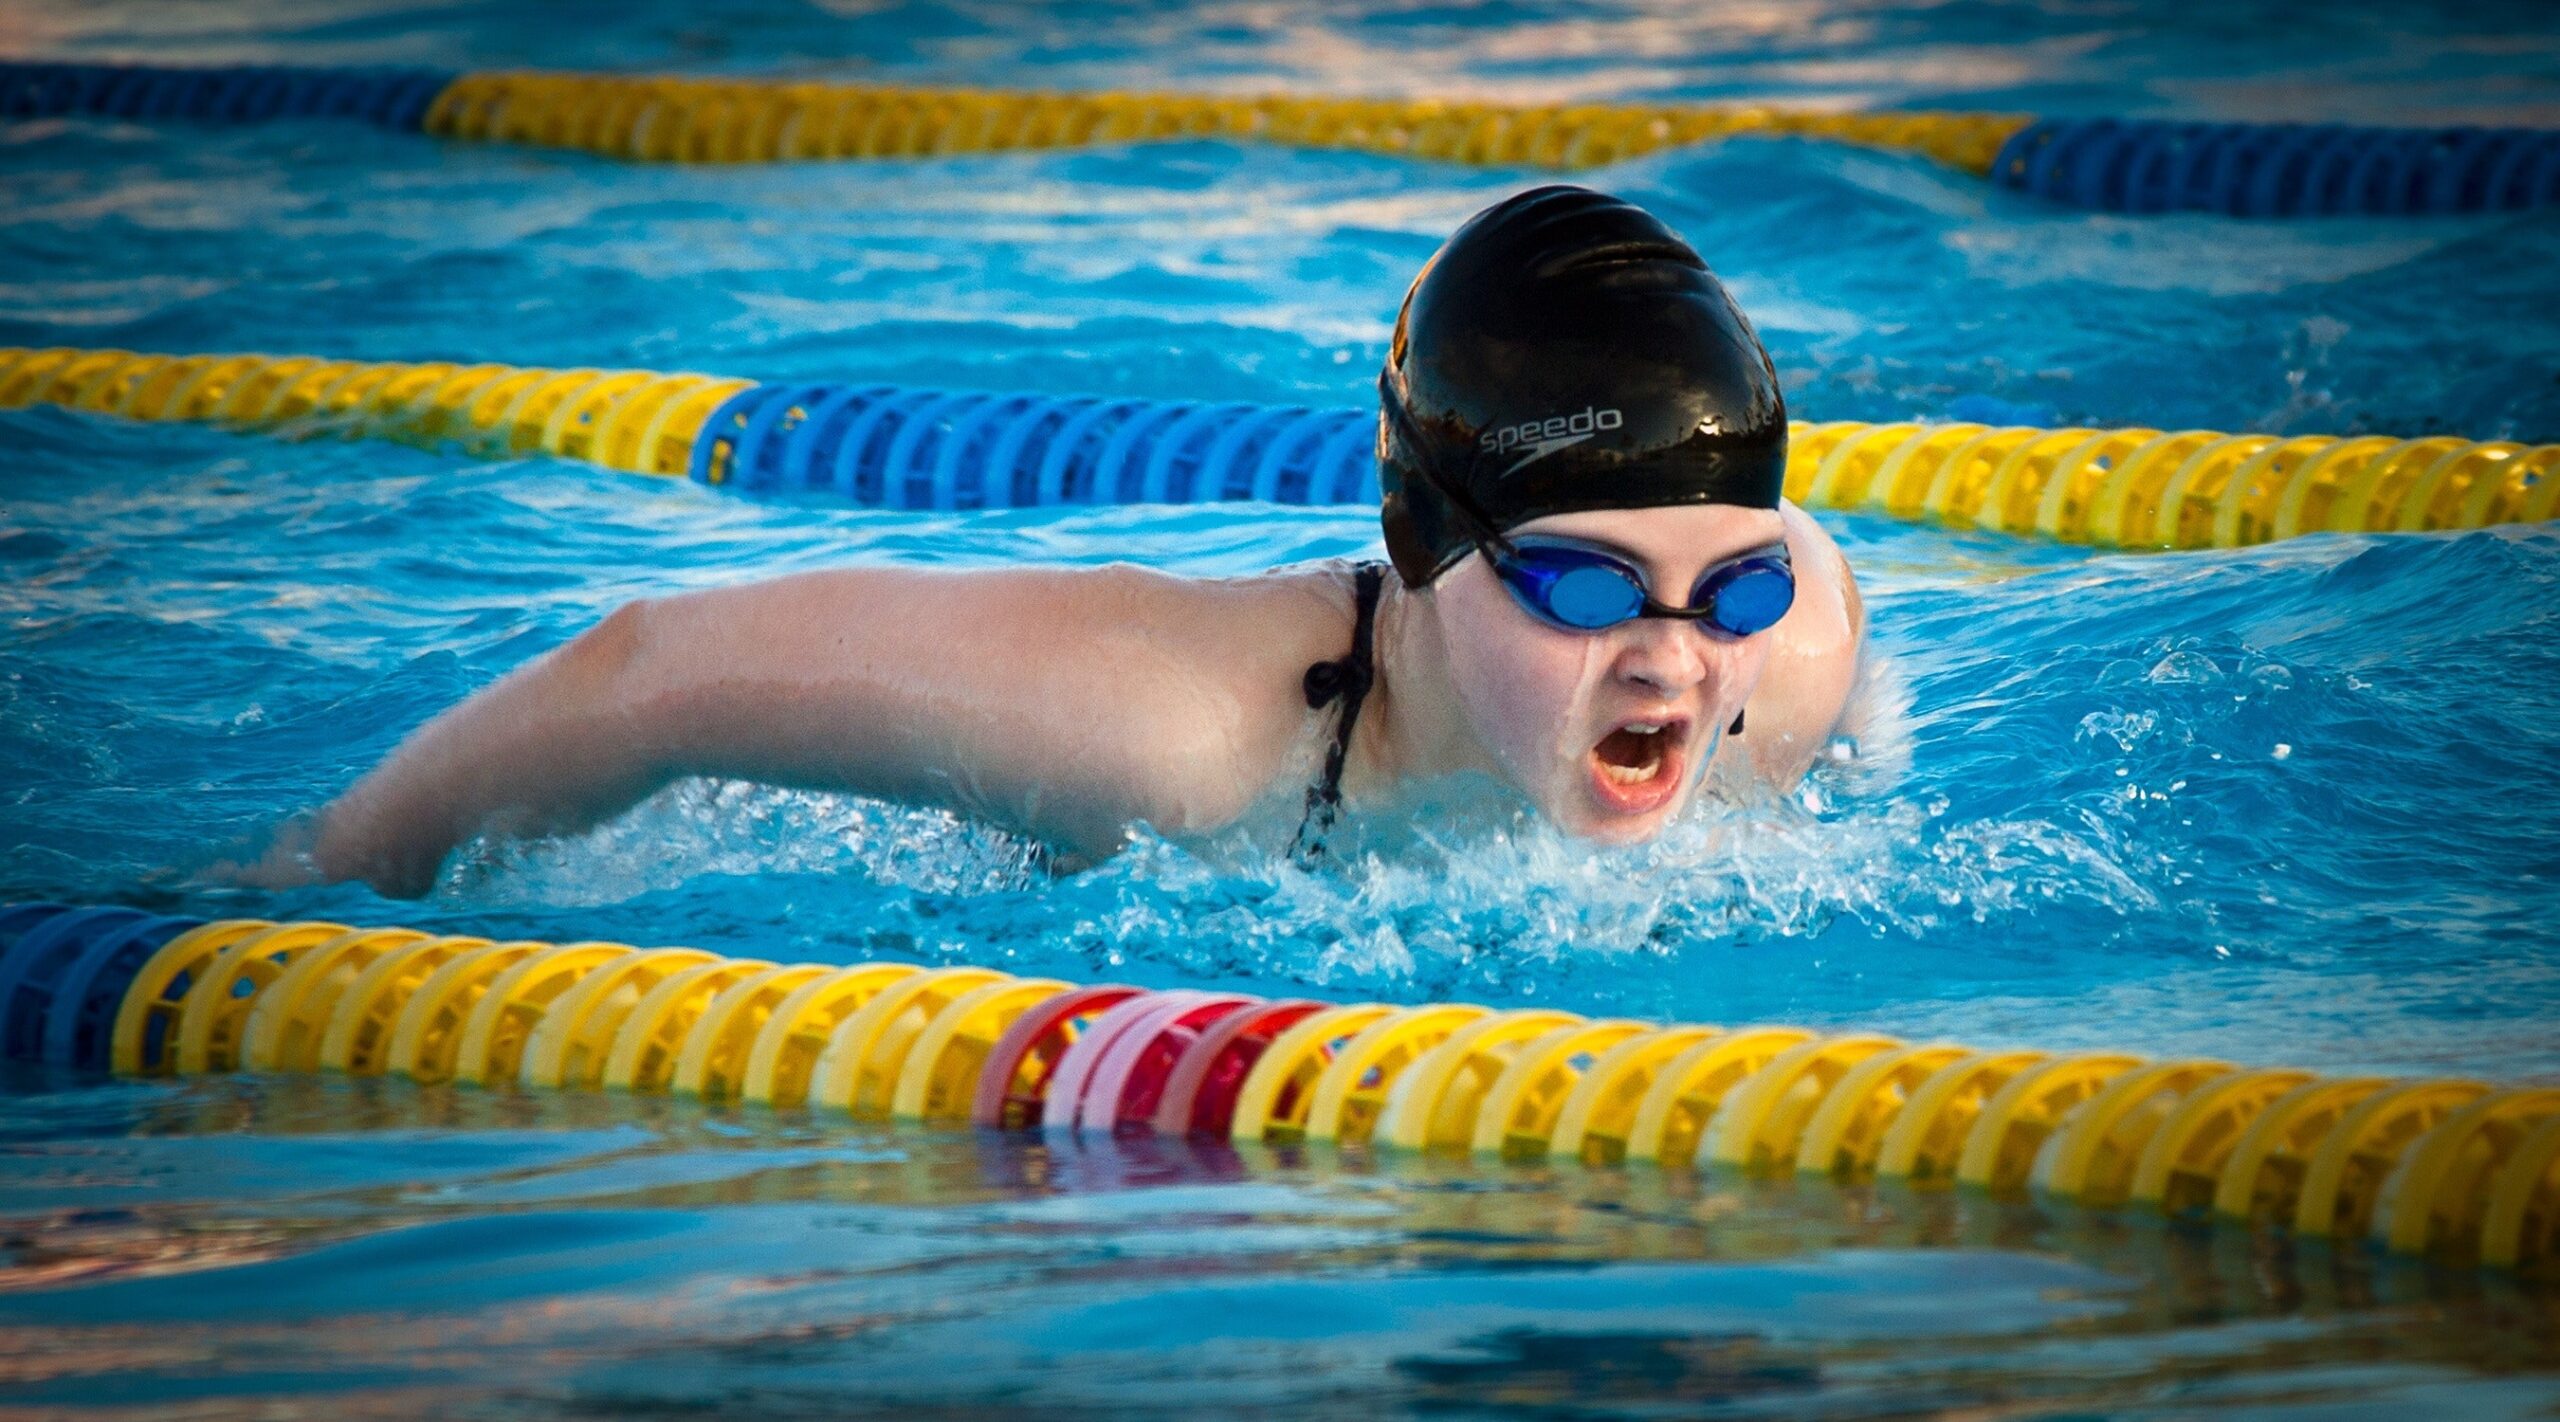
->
[[0, 60, 450, 130], [3, 344, 2553, 551], [10, 60, 2557, 214], [417, 69, 2026, 175], [1991, 118, 2560, 216], [0, 59, 2018, 173], [4, 903, 2551, 1274]]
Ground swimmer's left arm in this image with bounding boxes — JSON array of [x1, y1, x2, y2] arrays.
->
[[1738, 502, 1863, 784], [276, 562, 1275, 896]]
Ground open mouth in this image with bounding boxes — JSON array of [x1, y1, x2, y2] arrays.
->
[[1586, 717, 1688, 815]]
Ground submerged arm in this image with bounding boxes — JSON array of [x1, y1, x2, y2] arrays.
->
[[299, 563, 1281, 896]]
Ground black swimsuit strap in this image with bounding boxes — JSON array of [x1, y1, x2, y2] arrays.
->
[[1290, 561, 1388, 864]]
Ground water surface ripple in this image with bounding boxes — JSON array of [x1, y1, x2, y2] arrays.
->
[[3, 0, 2558, 1414]]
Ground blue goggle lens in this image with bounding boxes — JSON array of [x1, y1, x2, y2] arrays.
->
[[1705, 561, 1794, 636], [1495, 542, 1794, 636], [1543, 563, 1646, 629]]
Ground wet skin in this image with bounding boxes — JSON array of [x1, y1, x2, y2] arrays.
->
[[277, 500, 1861, 897], [1412, 501, 1858, 844]]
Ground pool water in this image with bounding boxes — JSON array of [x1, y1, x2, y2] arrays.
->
[[4, 0, 2559, 1414]]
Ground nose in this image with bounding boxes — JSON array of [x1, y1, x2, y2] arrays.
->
[[1611, 616, 1713, 699]]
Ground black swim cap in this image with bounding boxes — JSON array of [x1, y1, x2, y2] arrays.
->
[[1377, 185, 1788, 588]]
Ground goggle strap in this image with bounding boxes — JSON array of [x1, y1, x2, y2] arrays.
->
[[1379, 374, 1520, 560]]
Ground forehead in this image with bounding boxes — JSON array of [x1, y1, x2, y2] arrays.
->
[[1509, 504, 1785, 564]]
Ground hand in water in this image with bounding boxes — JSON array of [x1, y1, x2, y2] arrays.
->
[[206, 816, 325, 891]]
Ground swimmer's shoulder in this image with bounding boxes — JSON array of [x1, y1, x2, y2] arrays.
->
[[1735, 503, 1863, 784], [1136, 553, 1379, 747], [1044, 557, 1368, 678], [1005, 557, 1370, 835]]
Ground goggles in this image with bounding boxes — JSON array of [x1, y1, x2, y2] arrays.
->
[[1491, 536, 1794, 636], [1382, 375, 1796, 638]]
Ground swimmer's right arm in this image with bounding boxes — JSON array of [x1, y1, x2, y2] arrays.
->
[[290, 564, 1290, 897]]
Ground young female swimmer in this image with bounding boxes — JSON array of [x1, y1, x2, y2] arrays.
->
[[284, 186, 1864, 897]]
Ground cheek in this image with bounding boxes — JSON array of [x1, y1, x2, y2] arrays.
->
[[1434, 570, 1606, 779], [1723, 636, 1775, 706]]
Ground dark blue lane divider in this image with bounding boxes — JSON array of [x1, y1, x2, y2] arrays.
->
[[688, 383, 1381, 507], [6, 60, 2559, 217], [0, 904, 201, 1070], [0, 61, 453, 130], [1991, 117, 2560, 215]]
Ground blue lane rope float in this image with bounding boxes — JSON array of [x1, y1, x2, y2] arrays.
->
[[0, 60, 452, 130], [686, 381, 1376, 507], [1, 901, 2555, 1274], [0, 906, 203, 1068], [1991, 118, 2560, 216], [5, 60, 2558, 216], [5, 345, 2558, 551]]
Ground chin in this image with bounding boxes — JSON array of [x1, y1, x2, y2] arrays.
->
[[1549, 783, 1690, 845], [1588, 808, 1684, 844]]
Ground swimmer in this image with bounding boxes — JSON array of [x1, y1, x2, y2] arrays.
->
[[280, 185, 1864, 897]]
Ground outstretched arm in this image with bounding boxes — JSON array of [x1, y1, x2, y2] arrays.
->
[[296, 597, 667, 896], [293, 562, 1296, 896]]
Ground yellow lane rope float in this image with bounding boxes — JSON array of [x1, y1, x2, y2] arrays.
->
[[4, 345, 2553, 551], [0, 345, 746, 475], [418, 71, 2028, 173], [15, 62, 2560, 218], [9, 908, 2536, 1275], [418, 78, 2554, 219]]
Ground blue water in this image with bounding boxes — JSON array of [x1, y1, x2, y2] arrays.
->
[[5, 0, 2560, 1414]]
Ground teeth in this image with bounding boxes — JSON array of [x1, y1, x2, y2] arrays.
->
[[1599, 761, 1656, 785], [1622, 722, 1663, 734]]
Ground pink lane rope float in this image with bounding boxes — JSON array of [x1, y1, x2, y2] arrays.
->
[[18, 908, 2542, 1275]]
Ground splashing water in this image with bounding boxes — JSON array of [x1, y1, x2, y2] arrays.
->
[[4, 0, 2560, 1413]]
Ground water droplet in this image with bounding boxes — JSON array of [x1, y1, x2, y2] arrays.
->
[[2147, 649, 2222, 685]]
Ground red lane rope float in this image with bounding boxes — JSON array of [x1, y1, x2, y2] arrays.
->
[[1154, 999, 1330, 1138], [971, 984, 1143, 1129], [1043, 989, 1217, 1134], [1074, 992, 1262, 1137], [22, 903, 2550, 1276]]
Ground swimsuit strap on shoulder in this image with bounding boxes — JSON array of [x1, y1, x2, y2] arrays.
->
[[1290, 561, 1388, 864]]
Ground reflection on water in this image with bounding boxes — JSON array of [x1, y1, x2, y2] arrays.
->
[[1, 1075, 2552, 1416], [4, 0, 2560, 1412]]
